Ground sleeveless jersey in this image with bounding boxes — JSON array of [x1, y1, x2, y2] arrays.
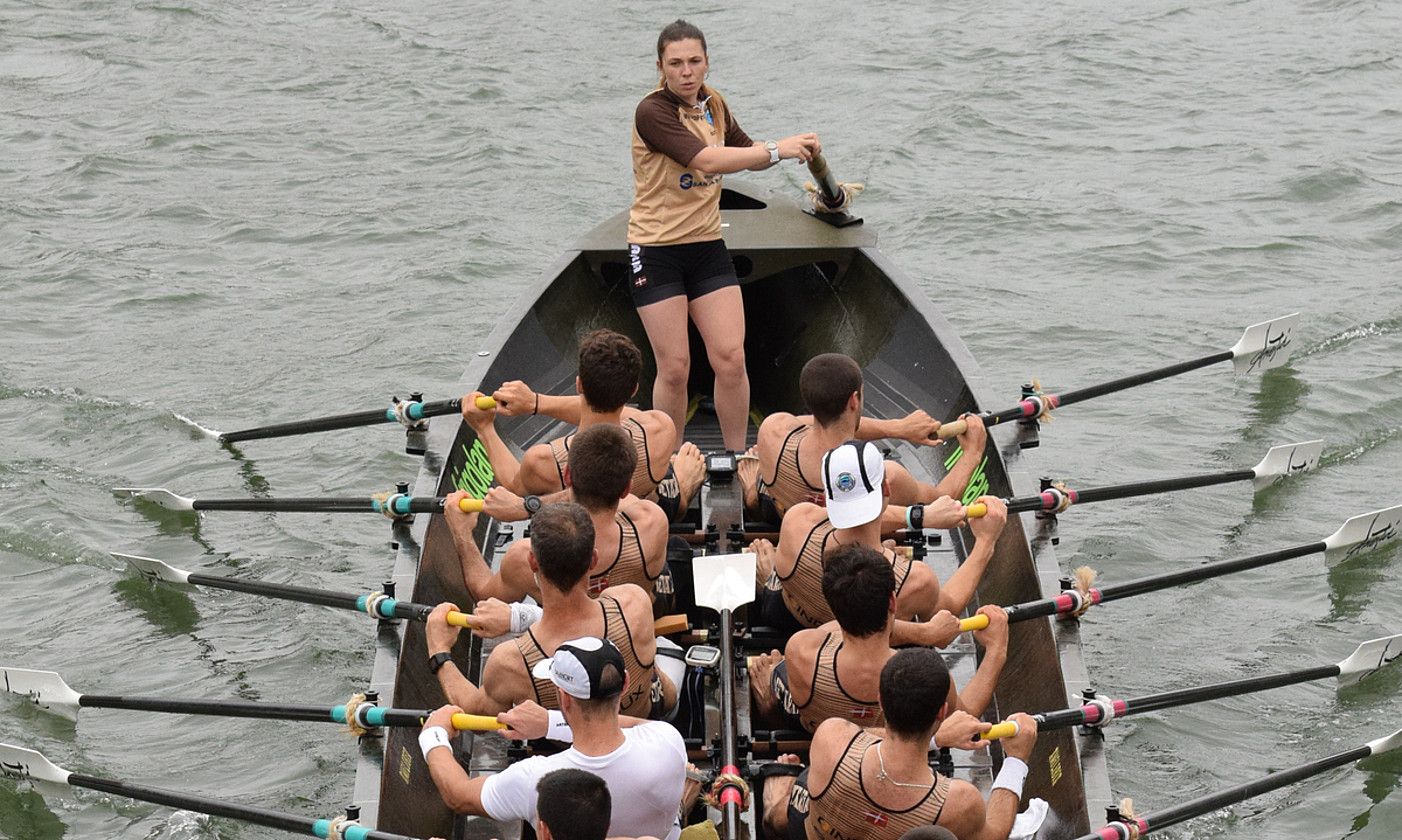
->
[[586, 509, 655, 596], [806, 729, 951, 840], [795, 631, 884, 733], [759, 424, 824, 515], [515, 594, 663, 719], [780, 521, 914, 628], [549, 417, 665, 499]]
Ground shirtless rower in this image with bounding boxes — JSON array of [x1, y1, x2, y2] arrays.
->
[[469, 328, 704, 519], [751, 543, 1009, 734], [756, 439, 1005, 632], [445, 424, 670, 606], [426, 502, 677, 719], [738, 353, 986, 521], [762, 648, 1038, 840]]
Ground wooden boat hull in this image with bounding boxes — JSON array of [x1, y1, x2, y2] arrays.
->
[[354, 183, 1109, 840]]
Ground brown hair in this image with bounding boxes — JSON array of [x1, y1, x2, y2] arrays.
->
[[578, 329, 641, 412], [822, 544, 895, 638], [657, 19, 707, 59], [530, 503, 596, 591], [880, 648, 951, 739], [567, 424, 636, 510], [800, 353, 863, 426]]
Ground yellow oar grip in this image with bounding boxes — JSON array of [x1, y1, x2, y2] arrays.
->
[[959, 614, 990, 632], [978, 720, 1020, 741], [457, 497, 484, 513], [475, 396, 496, 410], [445, 611, 474, 628], [966, 502, 988, 519], [451, 713, 506, 731], [936, 418, 968, 440]]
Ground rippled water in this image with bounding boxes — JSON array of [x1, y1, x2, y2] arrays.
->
[[2, 1, 1399, 838]]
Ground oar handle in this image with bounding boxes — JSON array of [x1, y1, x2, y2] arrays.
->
[[958, 614, 990, 632], [977, 720, 1020, 741], [451, 713, 506, 731], [474, 396, 496, 410], [445, 611, 474, 628], [457, 497, 484, 513], [966, 502, 988, 519], [936, 418, 968, 440]]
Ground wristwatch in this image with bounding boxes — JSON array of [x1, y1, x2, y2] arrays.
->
[[428, 651, 453, 674], [522, 494, 543, 518], [765, 140, 780, 164], [909, 504, 924, 532]]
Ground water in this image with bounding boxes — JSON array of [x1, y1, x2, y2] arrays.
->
[[2, 0, 1399, 837]]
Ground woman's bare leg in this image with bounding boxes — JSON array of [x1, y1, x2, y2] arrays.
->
[[689, 285, 750, 450], [636, 295, 692, 444]]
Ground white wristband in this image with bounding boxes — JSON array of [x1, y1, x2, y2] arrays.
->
[[510, 602, 544, 634], [991, 756, 1028, 799], [418, 726, 452, 760], [546, 709, 574, 743]]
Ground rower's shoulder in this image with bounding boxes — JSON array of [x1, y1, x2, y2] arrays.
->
[[622, 406, 675, 443], [602, 581, 653, 615], [783, 626, 825, 662], [933, 779, 987, 838], [780, 503, 829, 537], [809, 717, 859, 772], [757, 411, 806, 443], [482, 639, 531, 695], [519, 443, 565, 493], [619, 495, 668, 530]]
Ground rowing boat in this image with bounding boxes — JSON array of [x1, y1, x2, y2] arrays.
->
[[352, 178, 1110, 840]]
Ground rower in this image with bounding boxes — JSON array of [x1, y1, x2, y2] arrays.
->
[[464, 328, 704, 519], [761, 648, 1038, 840], [750, 543, 1009, 735], [447, 424, 672, 607], [757, 439, 1007, 631], [427, 502, 678, 719], [537, 769, 612, 840], [739, 353, 987, 521], [419, 637, 689, 840]]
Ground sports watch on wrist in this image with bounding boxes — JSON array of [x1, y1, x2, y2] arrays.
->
[[522, 494, 543, 518], [428, 651, 453, 674], [765, 140, 780, 164]]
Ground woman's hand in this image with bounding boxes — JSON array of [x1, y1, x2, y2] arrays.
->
[[778, 133, 821, 162]]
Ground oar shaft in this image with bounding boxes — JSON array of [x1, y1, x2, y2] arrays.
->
[[718, 606, 743, 840], [193, 497, 382, 513], [1053, 352, 1232, 410], [80, 695, 333, 723], [219, 398, 462, 443], [1080, 745, 1371, 840], [1098, 541, 1324, 602], [183, 571, 435, 622], [66, 772, 420, 840], [1004, 469, 1257, 514]]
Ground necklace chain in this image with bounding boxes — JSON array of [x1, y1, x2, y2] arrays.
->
[[873, 742, 931, 789]]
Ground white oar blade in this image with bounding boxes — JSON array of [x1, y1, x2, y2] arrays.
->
[[112, 552, 194, 585], [0, 668, 82, 721], [1323, 505, 1402, 566], [692, 553, 757, 615], [1250, 440, 1323, 490], [1366, 727, 1402, 756], [113, 488, 196, 511], [1230, 313, 1300, 374], [0, 743, 72, 795], [1335, 634, 1402, 688]]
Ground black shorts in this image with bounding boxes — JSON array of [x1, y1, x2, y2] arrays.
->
[[628, 239, 739, 307], [757, 586, 807, 638], [785, 769, 811, 840]]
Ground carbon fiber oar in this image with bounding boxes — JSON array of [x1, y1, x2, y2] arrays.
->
[[0, 667, 504, 731], [0, 742, 424, 840], [1073, 728, 1402, 840], [976, 633, 1401, 740], [937, 313, 1299, 439], [955, 505, 1402, 632], [112, 487, 484, 515], [213, 395, 496, 443]]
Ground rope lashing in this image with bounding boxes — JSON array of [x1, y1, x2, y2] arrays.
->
[[1070, 566, 1098, 617], [343, 692, 369, 737], [1084, 695, 1118, 727], [803, 180, 864, 214], [1119, 798, 1141, 840], [705, 772, 751, 810], [1025, 379, 1057, 423], [326, 815, 361, 840], [391, 399, 424, 428], [373, 492, 410, 520], [362, 591, 390, 619], [1041, 481, 1076, 513]]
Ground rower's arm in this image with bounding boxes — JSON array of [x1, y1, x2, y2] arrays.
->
[[935, 530, 996, 615], [689, 144, 772, 174], [426, 746, 490, 815], [939, 781, 1020, 840], [457, 532, 533, 604], [474, 421, 526, 495], [534, 393, 583, 424], [930, 416, 987, 502]]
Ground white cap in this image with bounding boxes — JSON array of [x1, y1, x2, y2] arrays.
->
[[530, 636, 626, 700], [822, 440, 885, 529]]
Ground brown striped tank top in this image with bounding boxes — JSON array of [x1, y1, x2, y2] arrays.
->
[[795, 631, 885, 733], [759, 424, 824, 515], [780, 521, 914, 628], [549, 416, 665, 499], [514, 594, 663, 719], [586, 509, 654, 597], [805, 728, 951, 840]]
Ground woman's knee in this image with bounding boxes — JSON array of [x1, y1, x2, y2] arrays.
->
[[654, 351, 690, 387], [707, 341, 747, 379]]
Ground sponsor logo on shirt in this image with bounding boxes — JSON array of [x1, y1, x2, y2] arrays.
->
[[678, 172, 721, 190]]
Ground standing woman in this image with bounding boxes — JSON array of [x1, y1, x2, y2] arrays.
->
[[629, 19, 821, 452]]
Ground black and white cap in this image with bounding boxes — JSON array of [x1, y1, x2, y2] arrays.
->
[[530, 636, 627, 700], [822, 440, 886, 529]]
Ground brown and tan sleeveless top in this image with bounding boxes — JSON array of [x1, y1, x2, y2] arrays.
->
[[780, 521, 915, 628], [760, 424, 824, 515], [806, 729, 951, 840], [586, 509, 654, 596], [515, 594, 662, 719], [549, 417, 665, 499], [796, 632, 885, 733]]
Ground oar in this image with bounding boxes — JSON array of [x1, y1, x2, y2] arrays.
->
[[214, 395, 496, 444], [959, 440, 1322, 519], [937, 313, 1299, 439], [976, 633, 1401, 740], [693, 552, 758, 840], [955, 504, 1402, 632], [112, 487, 485, 516], [0, 742, 424, 840], [113, 552, 476, 627], [0, 666, 505, 731], [1074, 728, 1402, 840]]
